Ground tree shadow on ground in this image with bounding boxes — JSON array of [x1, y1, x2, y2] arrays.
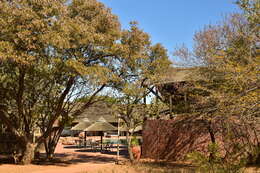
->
[[31, 154, 117, 166], [0, 155, 15, 165], [31, 146, 129, 166], [0, 144, 129, 166]]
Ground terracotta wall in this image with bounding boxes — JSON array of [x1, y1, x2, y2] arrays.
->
[[142, 117, 259, 161], [142, 118, 211, 160]]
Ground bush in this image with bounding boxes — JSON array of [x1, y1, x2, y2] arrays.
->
[[187, 143, 246, 173], [131, 136, 140, 146]]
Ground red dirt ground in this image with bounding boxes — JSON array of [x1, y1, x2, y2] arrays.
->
[[0, 139, 134, 173]]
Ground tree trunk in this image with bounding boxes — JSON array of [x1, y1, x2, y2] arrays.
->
[[206, 120, 216, 162], [126, 132, 134, 162], [20, 142, 36, 165], [46, 147, 55, 160], [44, 140, 55, 160], [44, 126, 64, 160], [256, 151, 260, 164]]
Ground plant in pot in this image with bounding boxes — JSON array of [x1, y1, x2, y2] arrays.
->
[[131, 136, 141, 161]]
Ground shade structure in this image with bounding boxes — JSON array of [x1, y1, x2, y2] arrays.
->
[[119, 126, 128, 132], [71, 119, 92, 147], [71, 121, 92, 131], [84, 121, 117, 132], [84, 117, 117, 151]]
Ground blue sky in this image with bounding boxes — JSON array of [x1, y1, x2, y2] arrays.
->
[[99, 0, 240, 62]]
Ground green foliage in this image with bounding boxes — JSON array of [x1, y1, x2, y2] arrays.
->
[[131, 136, 140, 146], [174, 0, 259, 168], [0, 0, 171, 164], [76, 95, 119, 105], [0, 0, 121, 135], [110, 21, 170, 162], [187, 143, 246, 173]]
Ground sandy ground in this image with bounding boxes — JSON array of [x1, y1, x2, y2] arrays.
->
[[0, 162, 135, 173], [0, 139, 135, 173]]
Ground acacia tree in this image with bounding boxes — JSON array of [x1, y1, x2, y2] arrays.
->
[[174, 0, 259, 169], [37, 80, 107, 160], [0, 0, 122, 164], [111, 23, 171, 162]]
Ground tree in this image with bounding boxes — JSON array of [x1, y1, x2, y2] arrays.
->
[[174, 0, 259, 169], [111, 23, 171, 162], [0, 0, 122, 164]]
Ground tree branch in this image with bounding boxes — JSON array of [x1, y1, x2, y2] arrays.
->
[[36, 77, 75, 143], [0, 105, 20, 137]]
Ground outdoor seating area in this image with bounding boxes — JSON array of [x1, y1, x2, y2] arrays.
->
[[75, 139, 104, 150], [67, 137, 128, 151], [67, 114, 134, 153]]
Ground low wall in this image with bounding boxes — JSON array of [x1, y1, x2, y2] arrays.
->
[[142, 117, 210, 161], [142, 116, 259, 161]]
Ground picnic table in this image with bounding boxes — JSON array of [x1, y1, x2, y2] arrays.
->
[[75, 138, 101, 150], [74, 138, 127, 152], [75, 139, 83, 147], [103, 139, 127, 151]]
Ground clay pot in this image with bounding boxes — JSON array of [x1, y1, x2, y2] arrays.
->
[[131, 145, 141, 161]]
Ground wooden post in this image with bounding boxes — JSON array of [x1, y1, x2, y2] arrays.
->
[[117, 117, 120, 163], [33, 130, 35, 143], [101, 134, 103, 151], [143, 91, 146, 105], [156, 88, 160, 119], [143, 90, 147, 121], [84, 131, 87, 147], [155, 88, 158, 104], [184, 92, 187, 110], [169, 95, 173, 119]]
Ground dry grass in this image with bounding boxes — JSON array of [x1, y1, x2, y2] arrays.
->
[[79, 161, 197, 173], [80, 161, 260, 173]]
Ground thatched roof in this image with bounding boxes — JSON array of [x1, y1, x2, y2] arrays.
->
[[119, 126, 128, 131], [154, 67, 207, 113], [153, 67, 202, 85], [84, 121, 117, 132], [73, 101, 117, 123], [71, 121, 92, 131]]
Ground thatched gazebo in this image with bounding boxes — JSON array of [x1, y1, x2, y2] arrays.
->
[[71, 101, 118, 136], [84, 117, 117, 151], [71, 118, 92, 145]]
